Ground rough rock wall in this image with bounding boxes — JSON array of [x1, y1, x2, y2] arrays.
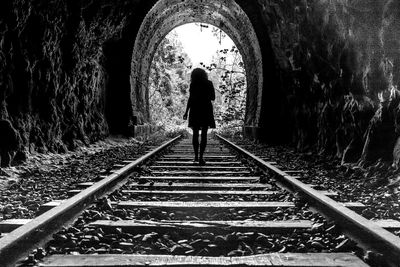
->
[[258, 0, 400, 165], [2, 0, 399, 167], [0, 0, 133, 165]]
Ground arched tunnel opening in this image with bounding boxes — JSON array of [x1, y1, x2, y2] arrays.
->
[[130, 0, 265, 134], [147, 23, 248, 131]]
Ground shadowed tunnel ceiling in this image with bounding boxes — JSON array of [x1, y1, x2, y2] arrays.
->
[[130, 0, 264, 127]]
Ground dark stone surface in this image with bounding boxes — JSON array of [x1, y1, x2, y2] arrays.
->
[[259, 0, 400, 164], [103, 38, 134, 135], [0, 119, 19, 166], [0, 0, 135, 160], [1, 0, 400, 165]]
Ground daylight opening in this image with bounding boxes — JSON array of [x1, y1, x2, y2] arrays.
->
[[148, 23, 247, 132]]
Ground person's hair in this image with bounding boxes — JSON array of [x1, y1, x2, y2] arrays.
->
[[191, 68, 208, 84]]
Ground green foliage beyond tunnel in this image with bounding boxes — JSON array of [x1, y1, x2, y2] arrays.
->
[[149, 27, 246, 132], [149, 32, 191, 131]]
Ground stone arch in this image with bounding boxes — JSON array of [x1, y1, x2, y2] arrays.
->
[[130, 0, 263, 127]]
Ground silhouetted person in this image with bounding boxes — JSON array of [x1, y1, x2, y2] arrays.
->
[[183, 68, 216, 165]]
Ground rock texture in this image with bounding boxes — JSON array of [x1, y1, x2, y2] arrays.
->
[[259, 0, 400, 164], [1, 0, 400, 166], [0, 0, 136, 165], [0, 119, 19, 166]]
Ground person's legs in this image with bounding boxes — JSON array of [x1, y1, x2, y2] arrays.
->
[[199, 127, 208, 165], [192, 128, 199, 161]]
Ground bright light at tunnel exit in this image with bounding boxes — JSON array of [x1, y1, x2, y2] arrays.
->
[[172, 23, 235, 67], [149, 22, 247, 130]]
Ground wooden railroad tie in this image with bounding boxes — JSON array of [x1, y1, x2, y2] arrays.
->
[[39, 253, 369, 267], [162, 155, 236, 159], [153, 161, 243, 166], [120, 190, 281, 196], [138, 176, 260, 182], [68, 188, 336, 198], [126, 182, 273, 190], [151, 166, 248, 170], [150, 171, 252, 176], [150, 166, 248, 171], [115, 201, 295, 210]]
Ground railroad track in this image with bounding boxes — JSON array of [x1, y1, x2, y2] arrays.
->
[[0, 134, 399, 266]]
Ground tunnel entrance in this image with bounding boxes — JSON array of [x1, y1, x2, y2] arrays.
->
[[130, 0, 263, 130], [148, 23, 247, 131]]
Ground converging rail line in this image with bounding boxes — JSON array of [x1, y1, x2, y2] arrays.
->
[[0, 135, 399, 266]]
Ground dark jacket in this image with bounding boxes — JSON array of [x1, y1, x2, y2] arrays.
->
[[188, 80, 216, 128]]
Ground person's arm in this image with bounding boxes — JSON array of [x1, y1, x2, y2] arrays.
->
[[183, 90, 191, 120], [209, 81, 215, 101], [183, 99, 190, 120]]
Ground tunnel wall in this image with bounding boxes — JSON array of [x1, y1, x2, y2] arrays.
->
[[257, 0, 400, 164], [0, 0, 137, 162]]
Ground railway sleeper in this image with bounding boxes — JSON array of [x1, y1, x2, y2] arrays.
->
[[150, 171, 253, 176], [135, 176, 261, 183], [38, 253, 369, 266], [153, 161, 244, 166], [150, 166, 249, 171], [67, 189, 337, 198]]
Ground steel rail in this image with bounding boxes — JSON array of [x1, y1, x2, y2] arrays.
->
[[0, 135, 181, 267], [216, 134, 400, 267]]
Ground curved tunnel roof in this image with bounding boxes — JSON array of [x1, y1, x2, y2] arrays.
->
[[130, 0, 263, 126]]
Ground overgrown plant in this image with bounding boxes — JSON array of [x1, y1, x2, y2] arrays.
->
[[201, 45, 247, 129], [148, 31, 192, 129]]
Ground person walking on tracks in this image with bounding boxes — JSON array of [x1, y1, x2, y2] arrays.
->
[[183, 68, 216, 165]]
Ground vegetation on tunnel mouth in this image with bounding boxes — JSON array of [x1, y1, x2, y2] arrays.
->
[[148, 23, 247, 135]]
